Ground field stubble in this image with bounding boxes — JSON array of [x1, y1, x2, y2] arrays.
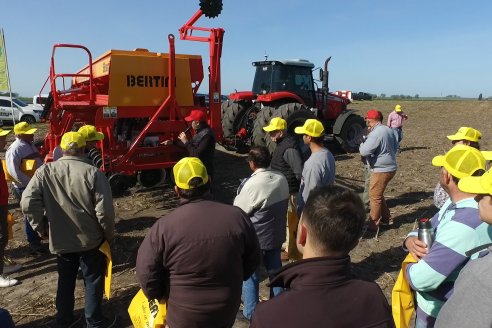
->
[[1, 100, 491, 327]]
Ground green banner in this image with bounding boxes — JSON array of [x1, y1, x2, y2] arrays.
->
[[0, 30, 9, 91]]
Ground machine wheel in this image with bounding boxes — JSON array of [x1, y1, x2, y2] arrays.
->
[[200, 0, 223, 18], [21, 115, 36, 124], [108, 173, 136, 195], [252, 102, 310, 153], [221, 100, 249, 138], [138, 169, 166, 188], [337, 114, 366, 153]]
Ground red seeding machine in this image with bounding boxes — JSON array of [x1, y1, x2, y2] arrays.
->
[[38, 0, 225, 193]]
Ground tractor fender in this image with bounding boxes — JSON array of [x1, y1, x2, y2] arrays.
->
[[333, 110, 357, 135], [229, 91, 256, 102], [257, 91, 305, 105]]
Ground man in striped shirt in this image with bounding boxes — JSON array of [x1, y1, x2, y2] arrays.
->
[[404, 145, 491, 327]]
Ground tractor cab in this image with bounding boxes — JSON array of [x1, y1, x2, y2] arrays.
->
[[252, 60, 316, 107]]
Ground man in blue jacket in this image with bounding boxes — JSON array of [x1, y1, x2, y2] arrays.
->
[[359, 109, 398, 232]]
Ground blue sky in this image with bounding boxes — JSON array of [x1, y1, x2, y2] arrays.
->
[[2, 0, 492, 98]]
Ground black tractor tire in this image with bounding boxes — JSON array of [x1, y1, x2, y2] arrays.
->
[[21, 115, 36, 124], [337, 114, 366, 153], [252, 103, 312, 153], [221, 100, 248, 138], [252, 105, 276, 148]]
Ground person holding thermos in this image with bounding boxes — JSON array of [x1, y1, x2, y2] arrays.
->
[[403, 145, 492, 327], [417, 218, 434, 249]]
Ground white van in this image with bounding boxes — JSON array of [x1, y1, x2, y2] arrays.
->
[[0, 96, 43, 124], [33, 94, 49, 109]]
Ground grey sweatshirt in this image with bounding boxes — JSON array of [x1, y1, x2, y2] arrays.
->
[[297, 148, 335, 215], [359, 123, 397, 173]]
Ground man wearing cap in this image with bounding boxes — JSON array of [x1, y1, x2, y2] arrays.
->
[[176, 109, 216, 180], [294, 119, 335, 216], [0, 128, 18, 288], [387, 104, 408, 151], [136, 157, 260, 328], [435, 167, 492, 328], [433, 127, 484, 209], [234, 146, 289, 320], [53, 124, 105, 161], [5, 122, 45, 254], [403, 145, 491, 327], [250, 185, 394, 328], [359, 109, 397, 232], [263, 117, 303, 261], [21, 131, 115, 328]]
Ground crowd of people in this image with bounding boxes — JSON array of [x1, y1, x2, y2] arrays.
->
[[1, 104, 492, 328]]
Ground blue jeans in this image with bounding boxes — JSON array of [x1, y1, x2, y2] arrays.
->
[[0, 308, 15, 328], [392, 127, 403, 150], [242, 248, 283, 319], [56, 247, 106, 328], [14, 187, 41, 246]]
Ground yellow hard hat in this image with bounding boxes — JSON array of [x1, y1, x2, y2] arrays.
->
[[78, 125, 104, 142], [395, 104, 402, 112], [0, 128, 11, 137], [60, 132, 86, 151], [481, 151, 492, 161], [432, 144, 486, 179], [173, 157, 209, 190], [294, 119, 325, 137], [447, 127, 481, 143], [14, 122, 37, 135], [459, 168, 492, 195], [263, 117, 287, 132]]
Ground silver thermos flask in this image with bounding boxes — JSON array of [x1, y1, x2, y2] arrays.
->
[[418, 218, 434, 248]]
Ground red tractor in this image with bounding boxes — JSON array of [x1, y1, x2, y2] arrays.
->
[[221, 57, 365, 153], [37, 0, 225, 194]]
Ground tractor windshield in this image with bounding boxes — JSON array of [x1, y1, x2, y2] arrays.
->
[[252, 63, 315, 106]]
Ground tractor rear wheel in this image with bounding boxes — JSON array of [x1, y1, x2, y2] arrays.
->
[[252, 102, 312, 153], [337, 114, 366, 153], [221, 100, 249, 138]]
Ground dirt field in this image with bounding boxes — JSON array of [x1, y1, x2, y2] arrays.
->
[[1, 100, 491, 327]]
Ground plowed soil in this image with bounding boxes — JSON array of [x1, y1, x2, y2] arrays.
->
[[1, 100, 491, 327]]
